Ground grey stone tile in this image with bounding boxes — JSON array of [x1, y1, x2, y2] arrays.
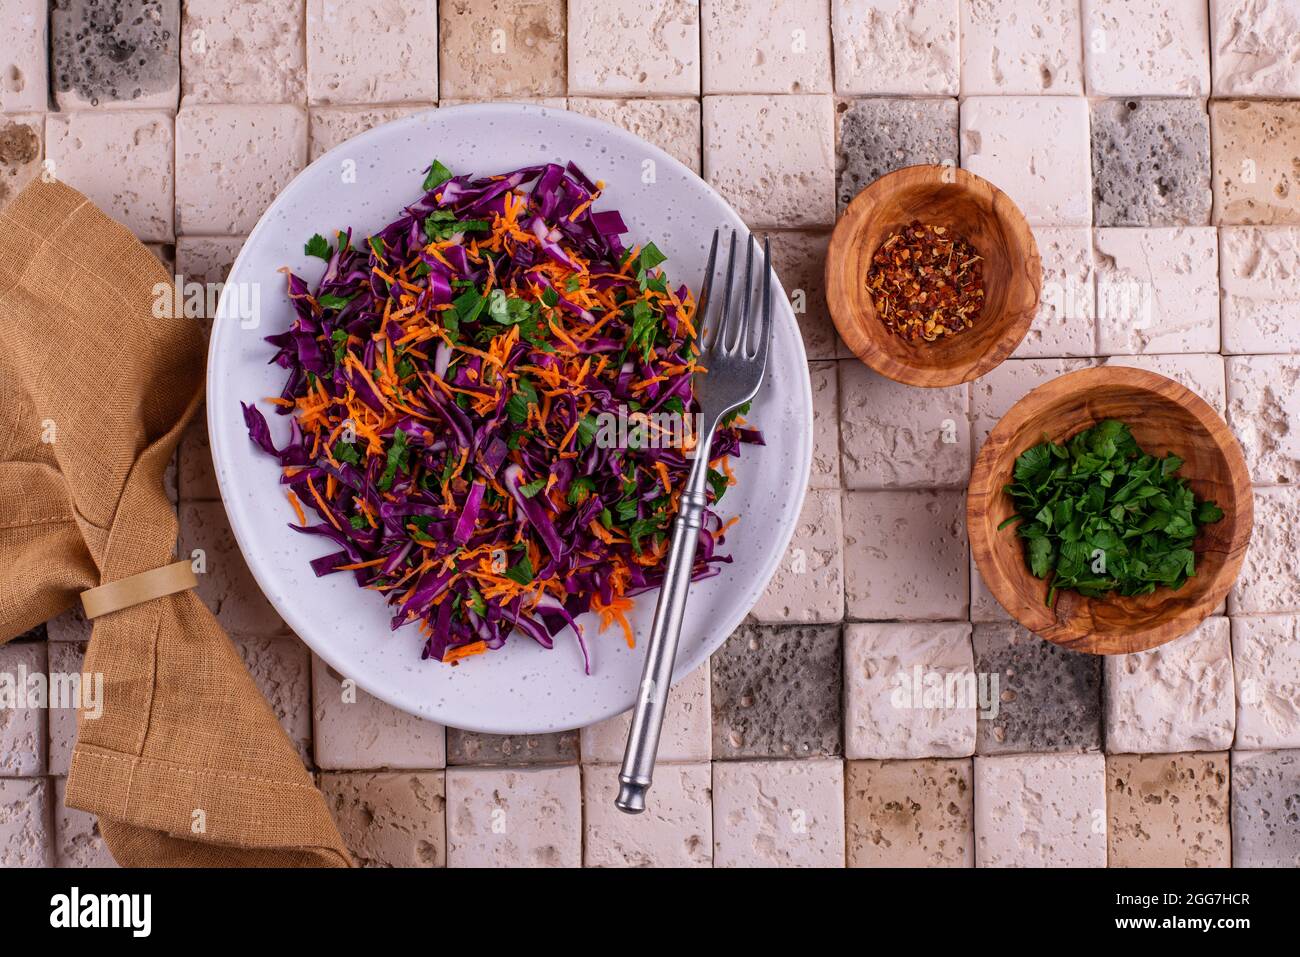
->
[[710, 622, 842, 759], [445, 729, 578, 766], [51, 0, 181, 111], [973, 623, 1101, 754], [1090, 98, 1211, 227], [837, 97, 958, 211], [1231, 749, 1300, 867]]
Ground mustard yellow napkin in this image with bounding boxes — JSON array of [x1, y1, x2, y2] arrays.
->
[[0, 181, 350, 867]]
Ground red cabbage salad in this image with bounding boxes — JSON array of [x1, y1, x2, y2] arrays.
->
[[242, 159, 762, 672]]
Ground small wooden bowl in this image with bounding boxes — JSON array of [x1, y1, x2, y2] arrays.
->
[[826, 165, 1041, 387], [969, 367, 1254, 655]]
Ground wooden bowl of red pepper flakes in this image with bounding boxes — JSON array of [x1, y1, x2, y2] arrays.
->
[[826, 165, 1041, 387]]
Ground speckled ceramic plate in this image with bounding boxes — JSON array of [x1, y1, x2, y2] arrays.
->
[[207, 103, 811, 734]]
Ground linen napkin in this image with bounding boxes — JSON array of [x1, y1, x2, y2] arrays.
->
[[0, 180, 350, 867]]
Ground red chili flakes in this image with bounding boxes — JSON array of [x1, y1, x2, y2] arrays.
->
[[866, 221, 985, 342]]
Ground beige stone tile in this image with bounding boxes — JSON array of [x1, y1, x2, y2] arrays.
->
[[176, 105, 307, 236], [45, 111, 175, 242], [320, 771, 446, 867], [970, 357, 1095, 448], [232, 634, 312, 767], [961, 0, 1082, 95], [439, 0, 565, 99], [308, 105, 432, 161], [0, 778, 52, 867], [702, 0, 832, 94], [53, 777, 117, 868], [1220, 226, 1300, 354], [842, 490, 969, 620], [0, 640, 46, 776], [566, 97, 701, 174], [1211, 0, 1300, 97], [750, 488, 844, 624], [582, 763, 712, 867], [179, 501, 288, 636], [846, 758, 973, 866], [1211, 100, 1300, 226], [1226, 354, 1300, 486], [1232, 615, 1300, 750], [1107, 752, 1230, 867], [312, 655, 446, 770], [838, 359, 968, 488], [46, 640, 86, 777], [703, 94, 836, 228], [757, 229, 842, 360], [0, 0, 48, 112], [0, 114, 42, 211], [567, 0, 699, 96], [307, 0, 438, 104], [445, 765, 581, 867], [1013, 226, 1096, 358], [807, 361, 840, 488], [832, 0, 959, 95], [974, 753, 1106, 867], [1082, 0, 1210, 96], [1231, 487, 1300, 614], [712, 758, 845, 867], [579, 663, 710, 764], [182, 0, 306, 104], [1100, 353, 1226, 415]]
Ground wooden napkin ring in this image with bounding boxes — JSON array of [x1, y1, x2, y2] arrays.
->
[[80, 560, 198, 619]]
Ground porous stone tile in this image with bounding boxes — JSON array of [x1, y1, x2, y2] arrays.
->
[[1090, 98, 1212, 227], [960, 0, 1082, 95], [565, 98, 701, 173], [842, 490, 968, 620], [758, 230, 841, 360], [567, 0, 699, 96], [970, 358, 1095, 448], [846, 758, 973, 866], [703, 94, 835, 228], [1232, 749, 1300, 866], [180, 501, 287, 637], [145, 242, 176, 277], [445, 765, 581, 867], [438, 96, 567, 108], [45, 607, 91, 643], [53, 777, 116, 868], [832, 0, 958, 95], [0, 777, 52, 867], [1107, 752, 1230, 867], [1210, 100, 1300, 226], [46, 640, 86, 776], [973, 622, 1102, 754], [974, 753, 1107, 867], [0, 0, 47, 112], [178, 420, 219, 502], [1220, 226, 1300, 354], [971, 555, 1012, 623], [175, 236, 243, 292], [0, 114, 43, 211], [439, 0, 564, 99], [844, 622, 975, 760], [1211, 0, 1300, 97], [1104, 617, 1234, 753], [749, 489, 844, 624], [45, 111, 174, 242], [702, 0, 832, 94], [1227, 355, 1300, 486], [309, 106, 431, 161], [1232, 616, 1300, 750], [176, 105, 306, 236], [232, 634, 311, 767], [711, 623, 841, 759], [307, 0, 438, 104], [320, 772, 446, 867], [1013, 227, 1096, 358], [1232, 487, 1300, 614], [836, 97, 958, 213], [1082, 0, 1210, 96], [580, 664, 710, 764], [807, 362, 840, 489], [712, 758, 845, 867], [1101, 353, 1226, 414], [838, 360, 968, 489], [181, 0, 306, 104], [582, 763, 712, 867], [0, 640, 46, 776], [446, 729, 578, 766], [312, 655, 446, 770], [51, 0, 179, 111], [961, 96, 1091, 226], [1094, 227, 1220, 354]]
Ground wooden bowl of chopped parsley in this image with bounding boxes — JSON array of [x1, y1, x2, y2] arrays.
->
[[968, 366, 1253, 654]]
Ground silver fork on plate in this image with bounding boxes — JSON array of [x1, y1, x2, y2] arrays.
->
[[615, 228, 772, 814]]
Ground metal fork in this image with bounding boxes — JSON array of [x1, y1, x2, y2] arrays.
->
[[615, 228, 772, 814]]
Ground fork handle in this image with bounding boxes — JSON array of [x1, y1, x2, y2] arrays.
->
[[615, 476, 710, 814]]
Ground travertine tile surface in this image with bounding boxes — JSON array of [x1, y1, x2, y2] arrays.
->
[[1210, 0, 1300, 97], [320, 772, 446, 867], [0, 640, 45, 776], [181, 0, 307, 104], [748, 487, 844, 623], [836, 97, 958, 212], [1231, 615, 1300, 749], [445, 766, 581, 867], [0, 777, 52, 867], [975, 753, 1107, 867], [702, 0, 833, 95], [961, 0, 1082, 95], [1219, 226, 1300, 354], [1211, 100, 1300, 226], [846, 758, 973, 866], [1082, 0, 1210, 96], [582, 763, 713, 867], [1231, 749, 1300, 867], [712, 758, 845, 867], [1107, 752, 1230, 867], [832, 0, 959, 95], [581, 664, 711, 764], [306, 0, 438, 104], [567, 0, 699, 96]]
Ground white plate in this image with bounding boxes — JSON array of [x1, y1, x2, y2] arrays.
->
[[207, 103, 811, 734]]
